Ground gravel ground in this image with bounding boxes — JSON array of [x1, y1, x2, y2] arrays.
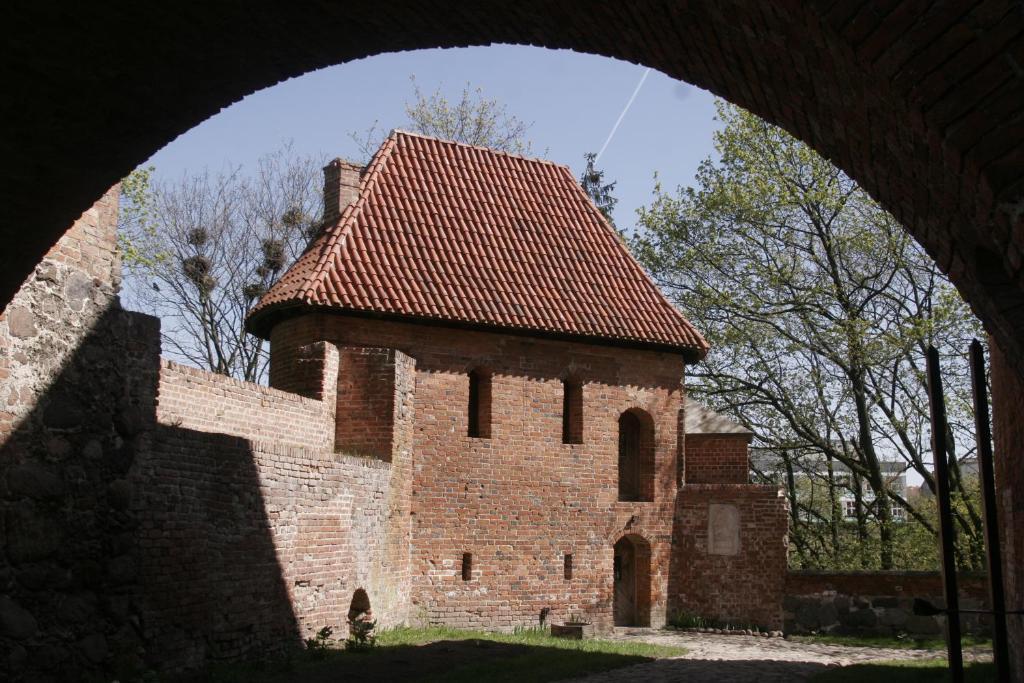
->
[[560, 628, 992, 683]]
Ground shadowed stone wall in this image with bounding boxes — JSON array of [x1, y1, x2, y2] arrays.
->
[[784, 571, 991, 638]]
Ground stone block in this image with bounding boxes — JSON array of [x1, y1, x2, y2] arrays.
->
[[5, 502, 63, 563], [107, 479, 131, 511], [17, 562, 72, 591], [816, 602, 838, 628], [796, 601, 821, 630], [0, 596, 38, 639], [879, 607, 909, 627], [6, 306, 36, 338], [106, 555, 136, 586], [905, 614, 942, 636], [840, 607, 878, 629], [77, 633, 109, 663], [7, 462, 65, 500]]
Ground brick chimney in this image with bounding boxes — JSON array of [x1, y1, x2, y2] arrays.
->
[[323, 158, 362, 224]]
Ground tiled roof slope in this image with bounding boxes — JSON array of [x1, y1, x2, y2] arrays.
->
[[247, 131, 708, 358]]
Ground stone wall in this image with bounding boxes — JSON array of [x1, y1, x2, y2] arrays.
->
[[669, 484, 789, 630], [1, 189, 166, 680], [783, 571, 991, 637]]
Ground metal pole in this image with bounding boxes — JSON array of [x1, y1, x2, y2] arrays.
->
[[926, 345, 964, 682], [969, 339, 1010, 680]]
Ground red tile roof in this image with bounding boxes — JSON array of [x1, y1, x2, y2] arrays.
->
[[247, 131, 708, 358]]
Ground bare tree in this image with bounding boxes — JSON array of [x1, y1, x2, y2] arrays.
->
[[119, 144, 323, 382]]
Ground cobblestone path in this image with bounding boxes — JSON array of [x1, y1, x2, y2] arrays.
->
[[562, 629, 991, 683]]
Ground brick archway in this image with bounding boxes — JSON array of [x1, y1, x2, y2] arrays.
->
[[4, 3, 1024, 378], [3, 5, 1024, 672]]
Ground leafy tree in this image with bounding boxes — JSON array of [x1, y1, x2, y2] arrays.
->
[[117, 166, 165, 269], [580, 152, 618, 227], [351, 76, 534, 158], [118, 144, 323, 382], [632, 101, 985, 570]]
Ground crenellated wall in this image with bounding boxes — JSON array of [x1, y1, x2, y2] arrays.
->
[[135, 341, 416, 671], [157, 358, 336, 451]]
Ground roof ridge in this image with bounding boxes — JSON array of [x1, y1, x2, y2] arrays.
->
[[389, 129, 569, 171]]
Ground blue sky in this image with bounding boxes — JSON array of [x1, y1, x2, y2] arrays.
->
[[144, 45, 721, 233]]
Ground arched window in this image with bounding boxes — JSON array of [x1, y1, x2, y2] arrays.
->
[[468, 369, 491, 438], [618, 409, 655, 502], [562, 379, 583, 444]]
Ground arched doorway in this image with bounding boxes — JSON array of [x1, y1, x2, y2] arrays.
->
[[347, 588, 371, 622], [613, 534, 651, 627], [618, 409, 655, 502]]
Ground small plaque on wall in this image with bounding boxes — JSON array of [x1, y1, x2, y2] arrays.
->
[[707, 503, 740, 556]]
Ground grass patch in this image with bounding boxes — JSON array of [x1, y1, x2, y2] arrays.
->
[[788, 633, 992, 651], [667, 610, 768, 633], [810, 660, 996, 682], [181, 626, 685, 683]]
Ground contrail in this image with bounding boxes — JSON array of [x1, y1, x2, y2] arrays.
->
[[596, 67, 652, 162]]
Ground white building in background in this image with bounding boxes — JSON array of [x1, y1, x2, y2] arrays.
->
[[751, 450, 908, 523]]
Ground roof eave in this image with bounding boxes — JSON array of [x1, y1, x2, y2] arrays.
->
[[246, 301, 707, 362]]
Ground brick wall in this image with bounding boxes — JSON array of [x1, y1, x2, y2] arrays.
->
[[669, 484, 789, 630], [271, 312, 785, 632], [157, 359, 336, 451], [334, 347, 402, 461], [784, 571, 991, 637], [991, 343, 1024, 671], [684, 434, 751, 485], [131, 343, 415, 671], [131, 430, 408, 670]]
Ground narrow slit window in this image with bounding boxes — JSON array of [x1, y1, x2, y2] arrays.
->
[[562, 379, 583, 444], [564, 553, 573, 580], [468, 369, 492, 438], [462, 552, 473, 581]]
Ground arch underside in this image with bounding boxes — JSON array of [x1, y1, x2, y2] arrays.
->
[[4, 2, 1024, 375]]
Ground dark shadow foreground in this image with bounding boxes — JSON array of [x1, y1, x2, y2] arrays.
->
[[0, 304, 301, 680], [173, 638, 662, 683]]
